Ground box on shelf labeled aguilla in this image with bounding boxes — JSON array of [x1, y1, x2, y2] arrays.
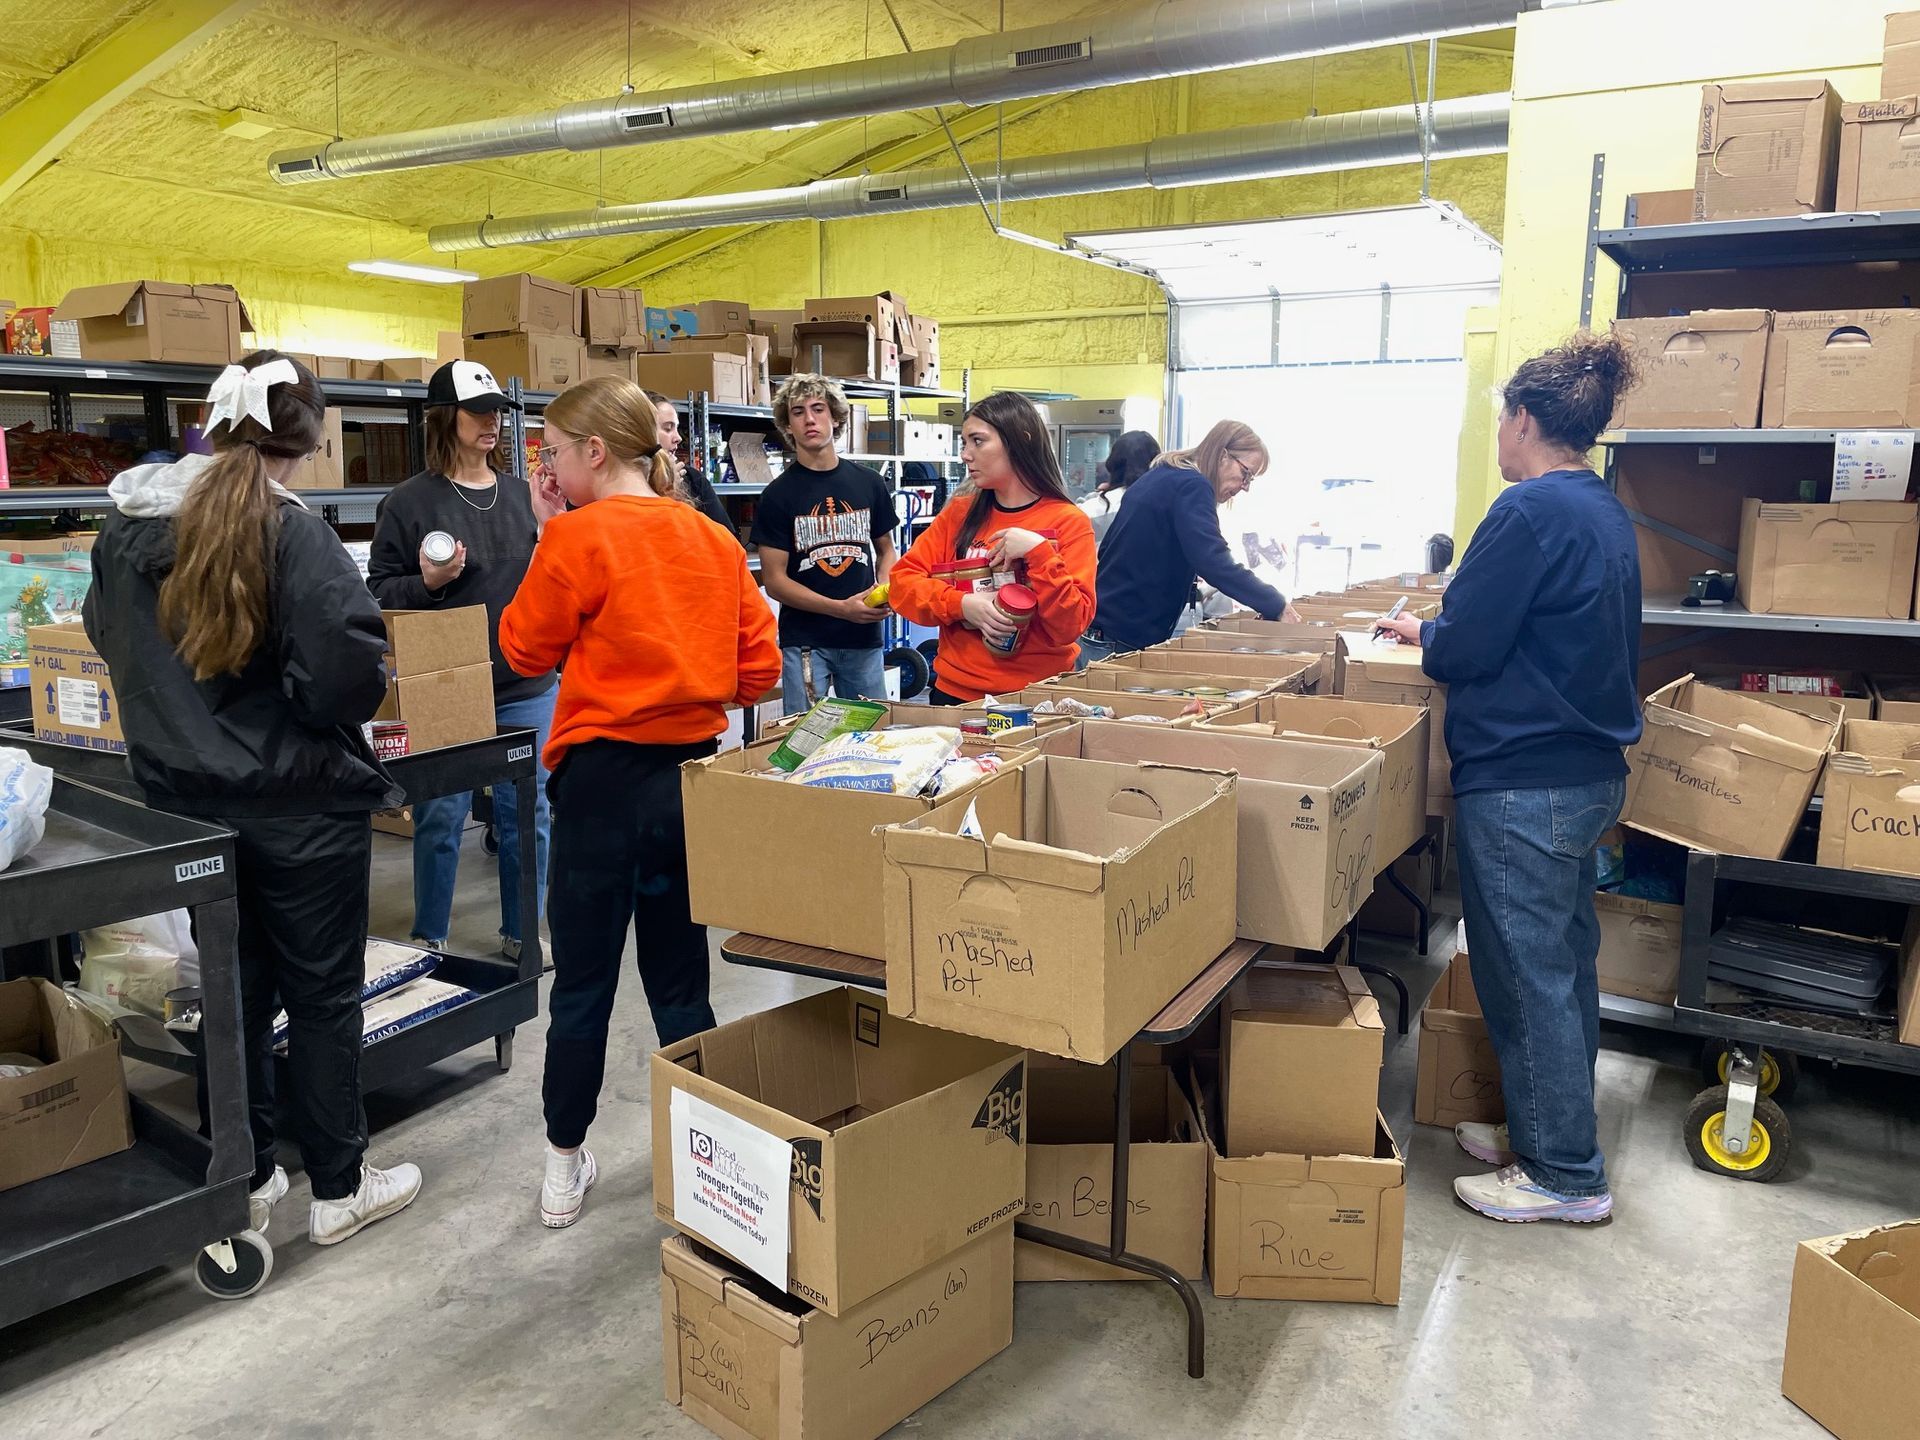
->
[[1413, 951, 1504, 1130], [1761, 308, 1920, 428], [462, 273, 580, 339], [374, 606, 494, 754], [1037, 721, 1381, 951], [1737, 500, 1920, 620], [52, 281, 251, 365], [1222, 963, 1384, 1159], [1622, 675, 1841, 860], [1695, 80, 1842, 221], [880, 753, 1238, 1063], [26, 623, 125, 753], [1017, 1065, 1206, 1283], [1817, 718, 1920, 879], [1594, 892, 1684, 1005], [1781, 1220, 1920, 1440], [651, 987, 1028, 1317], [0, 978, 134, 1194], [1837, 97, 1920, 213], [660, 1228, 1013, 1440], [1610, 310, 1772, 429]]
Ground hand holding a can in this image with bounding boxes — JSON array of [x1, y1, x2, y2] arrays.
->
[[960, 590, 1019, 645], [419, 533, 467, 592]]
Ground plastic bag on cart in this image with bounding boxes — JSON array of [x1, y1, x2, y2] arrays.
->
[[79, 910, 200, 1019], [0, 746, 54, 871]]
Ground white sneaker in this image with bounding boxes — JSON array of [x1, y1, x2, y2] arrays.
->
[[501, 937, 522, 963], [248, 1167, 288, 1234], [1456, 1121, 1516, 1166], [410, 935, 445, 952], [1455, 1163, 1613, 1224], [540, 1146, 597, 1229], [309, 1163, 423, 1246]]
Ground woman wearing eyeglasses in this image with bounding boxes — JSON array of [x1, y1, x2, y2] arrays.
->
[[1077, 419, 1299, 665]]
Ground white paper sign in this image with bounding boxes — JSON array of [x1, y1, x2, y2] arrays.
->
[[1832, 431, 1914, 501], [669, 1088, 792, 1290]]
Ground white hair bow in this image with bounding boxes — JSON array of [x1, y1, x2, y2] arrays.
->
[[206, 359, 299, 434]]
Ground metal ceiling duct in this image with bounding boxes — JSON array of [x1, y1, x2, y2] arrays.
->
[[272, 0, 1540, 184], [427, 92, 1509, 251]]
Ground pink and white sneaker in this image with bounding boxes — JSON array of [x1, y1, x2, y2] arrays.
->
[[1455, 1163, 1612, 1224], [1456, 1121, 1517, 1166]]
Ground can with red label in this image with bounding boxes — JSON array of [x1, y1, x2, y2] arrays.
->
[[371, 721, 410, 760]]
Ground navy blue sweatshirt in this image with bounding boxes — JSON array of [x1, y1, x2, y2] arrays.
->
[[1420, 469, 1641, 794], [1092, 461, 1288, 650]]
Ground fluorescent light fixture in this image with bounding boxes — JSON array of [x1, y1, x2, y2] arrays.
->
[[348, 258, 478, 284], [771, 120, 820, 131]]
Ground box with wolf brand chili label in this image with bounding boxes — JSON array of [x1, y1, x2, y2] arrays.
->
[[652, 987, 1027, 1317], [661, 1228, 1012, 1440]]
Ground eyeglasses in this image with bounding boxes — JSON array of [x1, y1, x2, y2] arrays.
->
[[536, 439, 584, 465], [1230, 454, 1258, 483]]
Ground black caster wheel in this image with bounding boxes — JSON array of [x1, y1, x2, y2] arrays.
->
[[482, 824, 500, 857], [194, 1231, 273, 1300], [916, 637, 940, 663], [496, 1032, 514, 1073], [1700, 1041, 1799, 1102], [1684, 1085, 1791, 1182], [886, 645, 932, 701]]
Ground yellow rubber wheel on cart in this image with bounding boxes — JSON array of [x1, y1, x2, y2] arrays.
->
[[1702, 1042, 1799, 1101], [1683, 1086, 1791, 1182]]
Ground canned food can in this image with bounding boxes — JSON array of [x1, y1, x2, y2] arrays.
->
[[371, 721, 410, 760], [422, 530, 457, 565], [984, 705, 1033, 732], [959, 717, 994, 736]]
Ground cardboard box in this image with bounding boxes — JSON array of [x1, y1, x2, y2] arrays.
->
[[635, 352, 750, 407], [1183, 624, 1342, 656], [373, 663, 495, 753], [347, 359, 386, 381], [1817, 718, 1920, 878], [1095, 649, 1324, 695], [1338, 634, 1451, 805], [902, 316, 941, 387], [436, 331, 463, 365], [1414, 1004, 1503, 1130], [791, 321, 897, 385], [580, 286, 646, 349], [683, 736, 1004, 959], [672, 334, 773, 407], [1695, 81, 1842, 221], [1611, 311, 1771, 429], [381, 606, 489, 677], [1737, 500, 1919, 620], [647, 305, 700, 348], [464, 333, 587, 393], [1429, 947, 1480, 1015], [1036, 720, 1381, 951], [461, 273, 579, 338], [805, 293, 904, 345], [53, 281, 250, 365], [580, 346, 639, 383], [1013, 684, 1228, 724], [376, 357, 437, 384], [661, 1228, 1013, 1440], [312, 355, 353, 379], [651, 987, 1028, 1316], [752, 309, 805, 369], [1222, 964, 1383, 1160], [1838, 97, 1920, 212], [27, 623, 126, 752], [1594, 891, 1683, 1005], [1781, 1221, 1920, 1439], [1873, 674, 1920, 722], [1017, 1066, 1206, 1283], [1201, 694, 1430, 865], [694, 300, 753, 335], [881, 754, 1237, 1062], [1762, 308, 1920, 428], [1886, 12, 1920, 99], [286, 406, 347, 491], [0, 978, 135, 1194], [1698, 669, 1873, 724], [1623, 676, 1840, 860], [1629, 188, 1697, 226], [867, 420, 955, 461]]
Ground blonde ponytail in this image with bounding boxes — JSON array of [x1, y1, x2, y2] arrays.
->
[[159, 445, 278, 680]]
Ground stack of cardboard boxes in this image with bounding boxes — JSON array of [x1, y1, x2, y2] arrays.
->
[[578, 287, 647, 383], [462, 273, 587, 392], [790, 291, 941, 388]]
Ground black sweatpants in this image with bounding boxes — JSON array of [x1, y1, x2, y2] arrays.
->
[[227, 812, 372, 1202], [543, 737, 718, 1149]]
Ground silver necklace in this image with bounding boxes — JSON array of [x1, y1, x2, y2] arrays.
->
[[448, 474, 499, 512]]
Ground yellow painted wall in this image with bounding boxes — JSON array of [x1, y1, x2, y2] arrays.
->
[[1451, 305, 1500, 544], [1464, 0, 1893, 532]]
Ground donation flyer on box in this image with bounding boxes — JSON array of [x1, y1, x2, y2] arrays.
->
[[669, 1089, 792, 1289]]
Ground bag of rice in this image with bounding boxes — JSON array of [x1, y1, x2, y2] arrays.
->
[[787, 727, 961, 794]]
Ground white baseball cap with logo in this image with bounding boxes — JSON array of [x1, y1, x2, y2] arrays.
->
[[427, 359, 523, 413]]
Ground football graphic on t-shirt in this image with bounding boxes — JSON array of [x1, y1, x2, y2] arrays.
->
[[793, 495, 873, 579]]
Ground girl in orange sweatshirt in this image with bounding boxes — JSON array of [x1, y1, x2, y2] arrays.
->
[[499, 376, 779, 1231], [889, 393, 1097, 701]]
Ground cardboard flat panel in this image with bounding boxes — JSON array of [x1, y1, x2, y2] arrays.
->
[[1782, 1223, 1920, 1440]]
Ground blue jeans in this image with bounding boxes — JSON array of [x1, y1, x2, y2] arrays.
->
[[1074, 631, 1118, 670], [410, 686, 555, 944], [1453, 777, 1624, 1198], [780, 645, 887, 716]]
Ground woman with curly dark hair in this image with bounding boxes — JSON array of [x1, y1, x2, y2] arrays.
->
[[1378, 330, 1642, 1227]]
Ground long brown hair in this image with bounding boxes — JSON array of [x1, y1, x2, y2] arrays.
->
[[543, 376, 691, 504], [160, 350, 325, 680], [954, 391, 1071, 557], [424, 402, 503, 478]]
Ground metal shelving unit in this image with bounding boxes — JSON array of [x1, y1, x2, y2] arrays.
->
[[1639, 598, 1920, 637], [1594, 211, 1920, 273], [1599, 428, 1880, 447]]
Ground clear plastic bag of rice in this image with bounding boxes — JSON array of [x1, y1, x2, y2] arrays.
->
[[787, 727, 962, 794]]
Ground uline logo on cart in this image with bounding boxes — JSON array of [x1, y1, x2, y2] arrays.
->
[[790, 1137, 825, 1218], [971, 1062, 1026, 1145], [507, 745, 535, 763], [174, 856, 226, 883]]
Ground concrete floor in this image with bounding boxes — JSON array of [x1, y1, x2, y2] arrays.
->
[[2, 827, 1915, 1440]]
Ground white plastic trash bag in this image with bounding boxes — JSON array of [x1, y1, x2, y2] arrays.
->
[[79, 911, 201, 1019], [0, 746, 54, 871]]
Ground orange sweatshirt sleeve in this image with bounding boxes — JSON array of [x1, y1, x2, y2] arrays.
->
[[887, 499, 968, 628], [1023, 503, 1099, 647], [734, 552, 781, 706], [500, 518, 601, 677]]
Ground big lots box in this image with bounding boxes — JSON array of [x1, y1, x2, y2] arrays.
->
[[880, 754, 1238, 1063], [651, 987, 1028, 1316], [1818, 718, 1920, 879], [1338, 634, 1451, 807], [27, 623, 125, 753], [1036, 720, 1381, 951], [1594, 891, 1683, 1005], [53, 281, 251, 365], [1622, 676, 1840, 860], [1414, 950, 1503, 1130], [1611, 310, 1771, 429], [375, 607, 495, 754], [1222, 963, 1384, 1159], [1738, 501, 1920, 620], [1781, 1220, 1920, 1440], [1761, 309, 1920, 429], [1694, 80, 1842, 221], [1201, 693, 1429, 867], [0, 977, 134, 1194], [661, 1228, 1012, 1440], [683, 734, 1004, 959], [1017, 1066, 1206, 1283]]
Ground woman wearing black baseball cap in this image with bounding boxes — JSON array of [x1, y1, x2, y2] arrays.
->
[[368, 360, 562, 960]]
